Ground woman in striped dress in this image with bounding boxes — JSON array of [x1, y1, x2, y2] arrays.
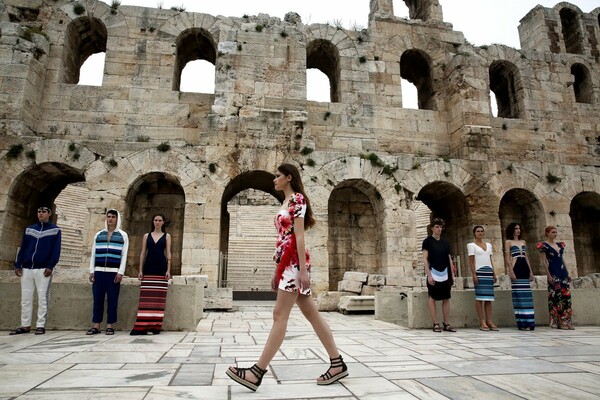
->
[[130, 214, 172, 335], [468, 226, 498, 331], [505, 223, 535, 331]]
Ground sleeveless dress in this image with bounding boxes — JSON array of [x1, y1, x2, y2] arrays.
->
[[131, 233, 169, 334], [510, 244, 535, 330], [537, 241, 572, 328], [273, 193, 311, 296]]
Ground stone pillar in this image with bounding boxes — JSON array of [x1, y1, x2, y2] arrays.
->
[[369, 0, 394, 21]]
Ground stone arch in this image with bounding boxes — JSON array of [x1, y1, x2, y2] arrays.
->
[[218, 170, 282, 294], [416, 182, 471, 277], [570, 191, 600, 276], [400, 49, 434, 110], [328, 179, 385, 290], [61, 16, 107, 84], [570, 62, 593, 104], [559, 6, 584, 54], [124, 172, 185, 276], [172, 28, 217, 91], [0, 162, 85, 270], [306, 39, 341, 102], [499, 188, 546, 275], [489, 60, 523, 119]]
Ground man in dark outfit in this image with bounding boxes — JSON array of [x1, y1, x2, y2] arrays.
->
[[422, 218, 457, 332]]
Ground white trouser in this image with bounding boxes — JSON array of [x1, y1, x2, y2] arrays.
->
[[20, 268, 52, 328]]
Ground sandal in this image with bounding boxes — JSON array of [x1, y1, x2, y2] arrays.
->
[[34, 327, 45, 335], [9, 327, 31, 335], [479, 321, 490, 331], [226, 363, 267, 392], [486, 322, 499, 331], [105, 328, 115, 335], [86, 327, 101, 335], [442, 322, 456, 332], [317, 355, 349, 385], [433, 323, 442, 332]]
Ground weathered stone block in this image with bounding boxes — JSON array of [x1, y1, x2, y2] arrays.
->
[[361, 285, 376, 296], [367, 274, 385, 286], [339, 280, 363, 294], [338, 295, 374, 314], [343, 271, 369, 283], [316, 291, 350, 311], [498, 275, 511, 290], [203, 288, 233, 310], [572, 276, 594, 289]]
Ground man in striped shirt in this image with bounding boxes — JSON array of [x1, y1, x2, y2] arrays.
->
[[86, 209, 129, 335]]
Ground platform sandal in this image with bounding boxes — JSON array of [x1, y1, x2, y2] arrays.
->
[[226, 363, 267, 392], [317, 355, 349, 385], [442, 322, 456, 332]]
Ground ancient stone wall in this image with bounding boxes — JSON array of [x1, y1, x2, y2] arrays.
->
[[0, 0, 599, 294]]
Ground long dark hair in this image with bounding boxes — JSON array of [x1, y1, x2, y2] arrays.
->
[[150, 213, 168, 233], [505, 222, 522, 240], [277, 163, 316, 229]]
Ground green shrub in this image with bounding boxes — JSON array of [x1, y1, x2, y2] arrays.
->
[[73, 3, 85, 15], [157, 142, 170, 152], [6, 144, 24, 159]]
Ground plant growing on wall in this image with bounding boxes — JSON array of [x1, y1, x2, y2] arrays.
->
[[73, 3, 85, 15], [157, 142, 170, 152], [6, 144, 24, 159], [107, 158, 118, 167], [546, 172, 562, 184], [26, 150, 36, 160], [300, 146, 313, 156], [110, 0, 121, 14], [208, 163, 217, 173], [306, 158, 316, 167]]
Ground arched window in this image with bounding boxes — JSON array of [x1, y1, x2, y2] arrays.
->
[[306, 68, 330, 102], [489, 60, 523, 119], [560, 8, 584, 54], [62, 17, 107, 84], [306, 39, 340, 103], [571, 63, 592, 104], [400, 49, 434, 110], [173, 28, 217, 92]]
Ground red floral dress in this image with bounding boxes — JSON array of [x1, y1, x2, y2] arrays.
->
[[273, 193, 311, 295]]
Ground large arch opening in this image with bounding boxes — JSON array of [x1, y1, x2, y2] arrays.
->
[[62, 17, 107, 84], [0, 163, 85, 270], [571, 63, 593, 104], [400, 49, 434, 110], [499, 189, 545, 275], [560, 8, 584, 54], [219, 171, 283, 299], [570, 192, 600, 276], [124, 173, 185, 276], [307, 39, 341, 103], [173, 28, 217, 92], [328, 180, 385, 291], [489, 60, 523, 119], [417, 182, 471, 277]]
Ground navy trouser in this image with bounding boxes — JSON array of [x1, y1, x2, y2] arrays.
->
[[92, 271, 121, 324]]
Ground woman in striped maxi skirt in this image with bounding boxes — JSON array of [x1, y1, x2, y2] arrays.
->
[[130, 214, 172, 335], [505, 223, 535, 331], [468, 226, 498, 331]]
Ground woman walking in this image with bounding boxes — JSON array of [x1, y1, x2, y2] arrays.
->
[[538, 226, 574, 330], [505, 223, 535, 331], [468, 225, 498, 331], [130, 214, 172, 335], [226, 163, 348, 391]]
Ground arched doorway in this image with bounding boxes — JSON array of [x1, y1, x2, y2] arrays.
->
[[1, 163, 85, 270], [125, 173, 185, 276], [570, 192, 600, 276], [328, 179, 385, 290], [499, 189, 545, 275], [417, 182, 471, 277], [219, 171, 282, 299]]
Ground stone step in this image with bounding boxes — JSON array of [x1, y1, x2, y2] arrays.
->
[[338, 296, 375, 314]]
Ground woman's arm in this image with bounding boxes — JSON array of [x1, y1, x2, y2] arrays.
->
[[165, 233, 172, 278], [294, 216, 309, 291], [504, 240, 516, 281], [139, 233, 148, 279], [539, 245, 552, 284], [489, 243, 497, 283], [468, 255, 477, 284]]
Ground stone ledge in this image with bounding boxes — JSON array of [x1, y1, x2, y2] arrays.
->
[[338, 295, 375, 314]]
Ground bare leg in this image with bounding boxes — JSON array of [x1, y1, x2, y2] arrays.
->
[[475, 300, 484, 322], [485, 302, 494, 325], [295, 294, 343, 381], [428, 297, 438, 324], [442, 299, 450, 324], [228, 289, 297, 384]]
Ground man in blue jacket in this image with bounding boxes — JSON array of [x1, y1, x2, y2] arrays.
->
[[10, 206, 62, 335], [86, 209, 129, 335]]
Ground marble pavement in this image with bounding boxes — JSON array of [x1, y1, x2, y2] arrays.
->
[[1, 302, 600, 399]]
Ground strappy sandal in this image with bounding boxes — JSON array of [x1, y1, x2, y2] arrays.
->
[[105, 328, 115, 335], [433, 323, 442, 332], [486, 321, 499, 331], [9, 327, 31, 335], [479, 321, 490, 331], [317, 355, 348, 385], [442, 322, 456, 332], [34, 327, 45, 335], [226, 363, 267, 392], [86, 327, 101, 335]]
